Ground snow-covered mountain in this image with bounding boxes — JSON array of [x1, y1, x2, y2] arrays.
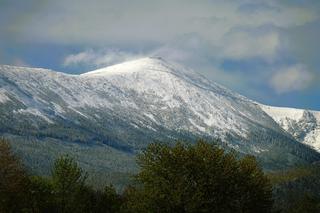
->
[[261, 105, 320, 152], [0, 57, 319, 181]]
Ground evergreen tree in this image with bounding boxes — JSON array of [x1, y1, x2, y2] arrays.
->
[[51, 155, 88, 213], [93, 185, 122, 213], [289, 194, 320, 213], [0, 138, 30, 212], [237, 156, 274, 212], [29, 176, 57, 212]]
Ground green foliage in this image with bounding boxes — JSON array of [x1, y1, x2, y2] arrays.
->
[[0, 138, 30, 212], [0, 139, 124, 212], [8, 136, 320, 213], [267, 166, 313, 185], [121, 185, 149, 212], [92, 185, 122, 213], [271, 164, 320, 212], [289, 194, 320, 213], [29, 176, 56, 212], [124, 140, 273, 212], [51, 155, 88, 212], [237, 156, 274, 212]]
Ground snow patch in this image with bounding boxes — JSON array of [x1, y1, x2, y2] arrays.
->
[[144, 113, 158, 124], [14, 108, 53, 123], [260, 105, 305, 123], [52, 102, 65, 114], [68, 107, 89, 118], [189, 119, 206, 132], [304, 128, 320, 152], [0, 89, 10, 103], [252, 146, 268, 153]]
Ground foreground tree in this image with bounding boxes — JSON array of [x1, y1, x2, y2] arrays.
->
[[29, 155, 121, 212], [92, 185, 122, 213], [0, 138, 30, 212], [289, 194, 320, 213], [51, 155, 88, 213], [125, 140, 273, 212], [29, 176, 56, 212]]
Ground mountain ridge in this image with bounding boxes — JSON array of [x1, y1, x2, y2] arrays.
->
[[261, 104, 320, 151], [0, 58, 319, 185]]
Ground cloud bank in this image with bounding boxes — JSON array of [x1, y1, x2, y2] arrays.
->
[[1, 0, 320, 108]]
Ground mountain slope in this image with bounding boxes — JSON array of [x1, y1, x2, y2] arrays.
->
[[0, 57, 319, 183], [261, 105, 320, 152]]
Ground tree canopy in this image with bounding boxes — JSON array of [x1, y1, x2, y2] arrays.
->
[[0, 138, 281, 212], [125, 140, 273, 212]]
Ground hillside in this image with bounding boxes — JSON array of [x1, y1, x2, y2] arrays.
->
[[261, 105, 320, 152], [0, 57, 319, 185]]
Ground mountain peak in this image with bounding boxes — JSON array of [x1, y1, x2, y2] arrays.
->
[[81, 57, 174, 77], [1, 57, 320, 173], [81, 57, 194, 77]]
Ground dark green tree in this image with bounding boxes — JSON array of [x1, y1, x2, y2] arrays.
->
[[237, 155, 274, 212], [124, 140, 273, 213], [289, 193, 320, 213], [0, 138, 30, 212], [51, 155, 88, 213], [28, 176, 57, 212], [92, 184, 122, 213]]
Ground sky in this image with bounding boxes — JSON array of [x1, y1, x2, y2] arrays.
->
[[0, 0, 319, 110]]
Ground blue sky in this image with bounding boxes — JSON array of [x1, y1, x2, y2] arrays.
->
[[1, 0, 319, 110]]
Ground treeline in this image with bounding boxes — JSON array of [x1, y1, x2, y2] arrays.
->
[[269, 163, 320, 212], [1, 138, 121, 213], [1, 138, 320, 212]]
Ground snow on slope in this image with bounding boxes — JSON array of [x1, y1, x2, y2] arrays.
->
[[261, 105, 320, 151], [0, 58, 283, 151], [1, 58, 320, 172], [1, 57, 319, 158], [81, 57, 283, 140], [0, 88, 10, 103]]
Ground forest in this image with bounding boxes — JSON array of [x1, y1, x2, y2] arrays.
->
[[1, 138, 320, 213]]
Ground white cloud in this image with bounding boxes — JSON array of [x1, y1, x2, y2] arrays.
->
[[221, 31, 280, 61], [269, 64, 313, 94], [63, 49, 145, 68], [6, 0, 317, 47], [4, 0, 318, 100], [63, 51, 96, 67]]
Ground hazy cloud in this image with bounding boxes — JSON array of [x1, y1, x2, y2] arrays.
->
[[63, 49, 145, 68], [269, 64, 313, 94], [221, 30, 280, 61], [3, 0, 317, 45], [13, 58, 30, 67]]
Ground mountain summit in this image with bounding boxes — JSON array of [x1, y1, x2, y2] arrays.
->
[[0, 58, 319, 182], [81, 57, 182, 76]]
